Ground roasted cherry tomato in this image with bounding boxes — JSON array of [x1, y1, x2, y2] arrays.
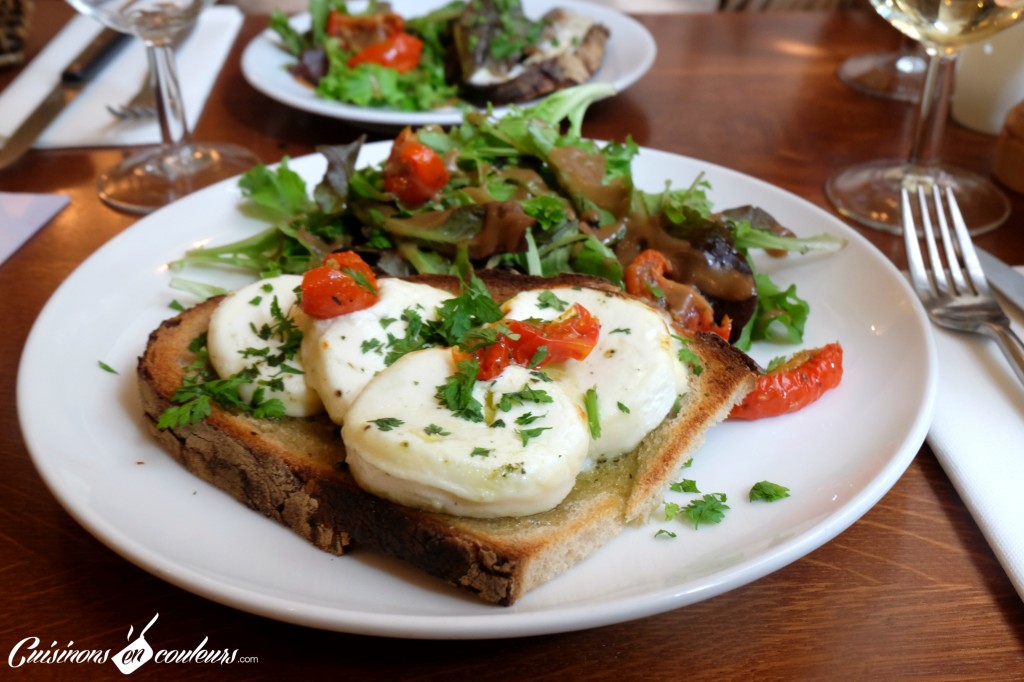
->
[[469, 335, 514, 381], [465, 303, 601, 381], [729, 342, 843, 420], [326, 10, 404, 50], [300, 251, 380, 320], [505, 303, 600, 368], [624, 249, 731, 341], [383, 128, 450, 207], [347, 32, 423, 73]]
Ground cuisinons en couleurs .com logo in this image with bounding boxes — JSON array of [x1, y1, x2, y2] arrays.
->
[[8, 613, 257, 674]]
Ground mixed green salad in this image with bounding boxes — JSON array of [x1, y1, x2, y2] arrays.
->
[[270, 0, 610, 112], [271, 0, 460, 111], [171, 83, 843, 353]]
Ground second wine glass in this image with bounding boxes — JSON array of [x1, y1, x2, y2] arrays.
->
[[66, 0, 259, 214], [826, 0, 1024, 235]]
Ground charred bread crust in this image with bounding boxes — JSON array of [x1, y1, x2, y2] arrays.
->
[[137, 271, 757, 604]]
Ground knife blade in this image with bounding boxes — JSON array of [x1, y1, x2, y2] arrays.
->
[[0, 27, 129, 171], [977, 247, 1024, 315]]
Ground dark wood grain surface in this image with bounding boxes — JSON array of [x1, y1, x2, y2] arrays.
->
[[2, 4, 1022, 680]]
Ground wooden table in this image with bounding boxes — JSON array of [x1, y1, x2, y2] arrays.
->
[[2, 4, 1022, 679]]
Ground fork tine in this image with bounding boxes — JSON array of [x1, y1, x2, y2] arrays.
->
[[105, 104, 155, 120], [901, 188, 932, 299], [915, 186, 951, 296], [931, 185, 970, 296], [105, 75, 156, 119], [942, 186, 993, 297]]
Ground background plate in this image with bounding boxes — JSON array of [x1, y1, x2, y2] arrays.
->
[[240, 0, 657, 127], [17, 142, 936, 639]]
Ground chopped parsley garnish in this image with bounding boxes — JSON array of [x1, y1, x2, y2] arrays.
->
[[98, 361, 118, 375], [517, 426, 551, 445], [673, 334, 703, 376], [369, 417, 404, 432], [537, 290, 568, 311], [470, 446, 492, 458], [384, 306, 432, 366], [497, 385, 553, 412], [583, 386, 601, 438], [616, 401, 630, 414], [435, 358, 485, 422], [457, 325, 505, 353], [669, 479, 700, 493], [749, 481, 791, 502], [663, 492, 729, 529], [433, 274, 504, 347], [527, 345, 549, 367], [383, 275, 506, 369], [157, 364, 285, 429], [424, 423, 451, 437], [341, 267, 378, 295], [361, 338, 384, 354], [156, 296, 304, 429], [670, 393, 685, 417], [683, 493, 729, 528]]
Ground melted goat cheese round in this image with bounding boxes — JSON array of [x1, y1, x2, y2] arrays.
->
[[207, 274, 322, 417], [301, 279, 453, 425], [502, 288, 690, 462], [342, 347, 590, 518]]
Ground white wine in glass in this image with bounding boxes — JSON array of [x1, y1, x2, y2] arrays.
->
[[65, 0, 260, 214], [826, 0, 1024, 235]]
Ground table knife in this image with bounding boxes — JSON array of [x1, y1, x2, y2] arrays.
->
[[977, 247, 1024, 315], [0, 27, 129, 171]]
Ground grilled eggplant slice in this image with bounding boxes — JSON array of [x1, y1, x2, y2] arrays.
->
[[453, 3, 610, 105]]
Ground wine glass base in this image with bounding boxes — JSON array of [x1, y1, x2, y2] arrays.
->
[[98, 142, 261, 215], [825, 159, 1010, 235], [837, 51, 926, 103]]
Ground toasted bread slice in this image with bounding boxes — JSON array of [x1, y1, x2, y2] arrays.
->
[[137, 271, 758, 605]]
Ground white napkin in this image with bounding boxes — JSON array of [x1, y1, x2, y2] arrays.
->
[[0, 192, 70, 266], [927, 269, 1024, 602], [0, 7, 243, 149]]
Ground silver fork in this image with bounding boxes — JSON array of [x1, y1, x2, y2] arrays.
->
[[106, 66, 156, 120], [106, 24, 194, 120], [901, 185, 1024, 385]]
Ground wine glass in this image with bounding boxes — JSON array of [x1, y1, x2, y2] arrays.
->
[[837, 35, 926, 103], [826, 0, 1024, 235], [64, 0, 260, 214]]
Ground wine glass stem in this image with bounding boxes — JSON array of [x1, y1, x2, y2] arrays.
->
[[148, 41, 191, 148], [907, 52, 955, 167]]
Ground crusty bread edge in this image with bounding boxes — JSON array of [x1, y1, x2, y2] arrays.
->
[[625, 332, 760, 523]]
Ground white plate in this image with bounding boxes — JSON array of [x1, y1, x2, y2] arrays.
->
[[240, 0, 656, 127], [17, 143, 937, 639]]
